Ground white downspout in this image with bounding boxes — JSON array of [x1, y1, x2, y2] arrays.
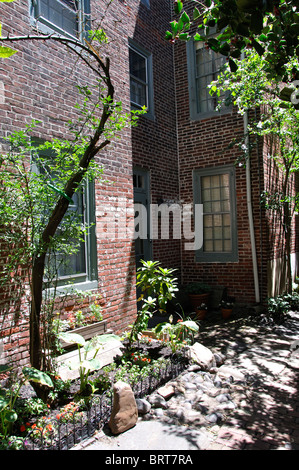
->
[[244, 110, 260, 303]]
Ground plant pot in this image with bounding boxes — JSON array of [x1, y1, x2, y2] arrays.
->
[[195, 309, 207, 320], [189, 293, 210, 310], [221, 308, 232, 319], [60, 320, 108, 348]]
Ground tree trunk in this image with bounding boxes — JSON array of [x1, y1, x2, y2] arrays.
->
[[30, 254, 46, 371]]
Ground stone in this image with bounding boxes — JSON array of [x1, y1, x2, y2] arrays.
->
[[136, 398, 151, 415], [153, 408, 164, 417], [205, 412, 223, 424], [187, 364, 202, 372], [216, 393, 231, 403], [217, 365, 246, 382], [108, 381, 138, 435], [188, 343, 215, 370], [148, 393, 168, 409], [213, 352, 225, 366], [216, 401, 236, 410], [157, 384, 175, 399]]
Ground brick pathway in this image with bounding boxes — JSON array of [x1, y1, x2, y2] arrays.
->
[[75, 310, 299, 451], [199, 310, 299, 450]]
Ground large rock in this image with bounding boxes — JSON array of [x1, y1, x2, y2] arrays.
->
[[108, 381, 138, 435], [189, 342, 215, 370]]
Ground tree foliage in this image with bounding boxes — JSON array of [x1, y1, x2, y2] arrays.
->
[[167, 0, 299, 81], [0, 0, 144, 386], [209, 49, 299, 292]]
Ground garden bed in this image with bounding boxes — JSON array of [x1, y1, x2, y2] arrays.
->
[[1, 337, 191, 450]]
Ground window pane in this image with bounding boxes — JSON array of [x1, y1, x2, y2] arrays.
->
[[195, 43, 225, 114], [56, 190, 87, 277], [129, 47, 148, 108], [130, 49, 146, 82], [39, 0, 78, 36], [201, 172, 232, 253], [130, 78, 146, 107]]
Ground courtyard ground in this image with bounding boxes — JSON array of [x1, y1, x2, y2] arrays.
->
[[73, 308, 299, 452]]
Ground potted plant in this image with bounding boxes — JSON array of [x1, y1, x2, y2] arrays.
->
[[195, 302, 208, 320], [53, 301, 108, 349], [220, 299, 235, 319], [184, 282, 212, 311]]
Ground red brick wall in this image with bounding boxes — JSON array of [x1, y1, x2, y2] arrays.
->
[[0, 0, 166, 367], [174, 39, 268, 304], [128, 0, 181, 271]]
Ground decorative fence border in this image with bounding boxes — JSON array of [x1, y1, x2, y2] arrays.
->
[[19, 356, 189, 450]]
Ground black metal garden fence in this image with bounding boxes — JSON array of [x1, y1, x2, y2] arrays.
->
[[19, 353, 189, 450]]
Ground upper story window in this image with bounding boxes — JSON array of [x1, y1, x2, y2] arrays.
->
[[187, 39, 227, 120], [141, 0, 150, 8], [129, 40, 154, 120], [30, 0, 90, 39]]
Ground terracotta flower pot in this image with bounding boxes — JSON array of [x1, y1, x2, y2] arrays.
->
[[221, 308, 232, 319], [196, 309, 207, 320], [189, 293, 210, 310]]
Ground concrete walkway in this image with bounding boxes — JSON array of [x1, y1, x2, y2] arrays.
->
[[73, 310, 299, 452]]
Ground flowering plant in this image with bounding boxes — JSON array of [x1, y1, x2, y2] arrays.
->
[[220, 299, 234, 309], [53, 301, 103, 333], [56, 402, 83, 424], [130, 352, 151, 367], [197, 303, 207, 311]]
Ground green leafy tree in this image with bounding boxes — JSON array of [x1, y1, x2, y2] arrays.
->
[[167, 0, 299, 83], [0, 0, 144, 391], [209, 50, 299, 292]]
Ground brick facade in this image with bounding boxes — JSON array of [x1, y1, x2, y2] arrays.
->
[[0, 0, 298, 369]]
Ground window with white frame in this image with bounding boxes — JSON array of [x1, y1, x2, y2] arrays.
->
[[187, 39, 227, 120], [193, 166, 238, 262], [129, 41, 154, 118], [30, 0, 90, 39]]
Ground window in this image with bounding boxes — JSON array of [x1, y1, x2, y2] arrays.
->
[[32, 142, 97, 290], [30, 0, 90, 39], [141, 0, 150, 7], [53, 180, 97, 289], [187, 39, 227, 120], [193, 166, 238, 262], [129, 41, 154, 119]]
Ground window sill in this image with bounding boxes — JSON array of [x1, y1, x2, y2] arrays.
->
[[190, 106, 232, 122], [45, 280, 98, 298]]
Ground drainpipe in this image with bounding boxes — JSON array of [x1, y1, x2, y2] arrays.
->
[[244, 110, 260, 303]]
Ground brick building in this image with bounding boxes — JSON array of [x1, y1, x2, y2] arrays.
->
[[0, 0, 298, 368]]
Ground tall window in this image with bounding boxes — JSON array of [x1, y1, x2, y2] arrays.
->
[[194, 166, 238, 262], [187, 40, 227, 120], [129, 41, 154, 119], [32, 142, 97, 290], [30, 0, 90, 39]]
